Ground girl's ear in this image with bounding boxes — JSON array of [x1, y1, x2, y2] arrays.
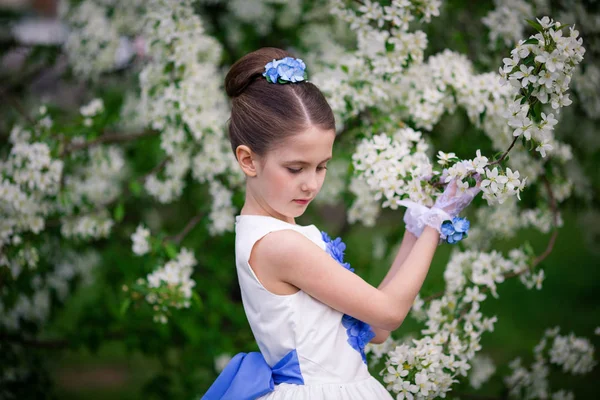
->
[[236, 145, 259, 177]]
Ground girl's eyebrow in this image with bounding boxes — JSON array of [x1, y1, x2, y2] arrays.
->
[[284, 157, 332, 165]]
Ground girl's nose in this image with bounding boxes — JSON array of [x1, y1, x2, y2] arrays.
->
[[302, 174, 318, 192]]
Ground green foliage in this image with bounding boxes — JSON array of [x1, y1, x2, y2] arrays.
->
[[1, 1, 599, 399]]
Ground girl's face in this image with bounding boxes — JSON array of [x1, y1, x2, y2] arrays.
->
[[246, 126, 336, 223]]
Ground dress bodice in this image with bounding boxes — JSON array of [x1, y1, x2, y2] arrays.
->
[[234, 214, 371, 385]]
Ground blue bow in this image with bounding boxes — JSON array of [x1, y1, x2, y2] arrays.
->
[[202, 349, 304, 400]]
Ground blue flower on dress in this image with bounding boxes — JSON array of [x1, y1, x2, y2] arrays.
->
[[341, 315, 376, 364], [321, 231, 354, 272], [440, 216, 470, 244], [321, 231, 375, 364]]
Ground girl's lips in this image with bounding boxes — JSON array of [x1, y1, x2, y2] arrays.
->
[[293, 199, 310, 204]]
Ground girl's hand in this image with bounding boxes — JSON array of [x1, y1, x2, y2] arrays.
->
[[432, 175, 482, 218], [400, 176, 481, 238]]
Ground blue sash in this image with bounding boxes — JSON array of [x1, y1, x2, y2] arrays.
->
[[202, 349, 304, 400]]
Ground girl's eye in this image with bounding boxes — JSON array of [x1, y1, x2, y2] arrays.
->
[[317, 166, 328, 172], [287, 168, 301, 174]]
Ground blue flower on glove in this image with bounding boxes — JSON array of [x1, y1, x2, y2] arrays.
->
[[321, 231, 374, 364], [441, 216, 470, 244]]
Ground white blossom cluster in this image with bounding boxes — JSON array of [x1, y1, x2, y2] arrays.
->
[[468, 354, 496, 390], [444, 248, 529, 298], [131, 224, 151, 256], [60, 210, 115, 240], [504, 326, 596, 399], [347, 176, 381, 227], [208, 181, 236, 236], [484, 1, 600, 121], [482, 0, 540, 48], [393, 46, 571, 185], [138, 0, 240, 234], [142, 247, 197, 324], [501, 17, 585, 158], [345, 24, 584, 226], [59, 0, 145, 79], [448, 221, 551, 292], [311, 0, 440, 121], [381, 292, 498, 399], [227, 0, 303, 36], [59, 144, 128, 240], [79, 98, 105, 126], [376, 243, 568, 399], [1, 248, 100, 331], [572, 64, 600, 119], [62, 144, 127, 210], [0, 135, 63, 266], [352, 128, 435, 210], [393, 50, 475, 131], [330, 0, 437, 67], [466, 198, 563, 250]]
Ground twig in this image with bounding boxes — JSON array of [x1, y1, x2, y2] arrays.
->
[[163, 213, 205, 245], [487, 136, 520, 167], [0, 91, 37, 126], [505, 175, 558, 276], [60, 129, 160, 157]]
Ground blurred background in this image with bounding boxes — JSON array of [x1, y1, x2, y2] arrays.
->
[[1, 0, 599, 399]]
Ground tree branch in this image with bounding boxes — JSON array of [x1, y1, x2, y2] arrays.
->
[[163, 213, 205, 245], [0, 91, 36, 126], [60, 129, 160, 157], [487, 135, 520, 167]]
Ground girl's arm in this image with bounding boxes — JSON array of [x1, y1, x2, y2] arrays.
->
[[370, 228, 418, 343], [378, 229, 418, 290], [254, 225, 441, 333]]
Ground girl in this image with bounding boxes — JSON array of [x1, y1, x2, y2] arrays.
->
[[203, 47, 480, 400]]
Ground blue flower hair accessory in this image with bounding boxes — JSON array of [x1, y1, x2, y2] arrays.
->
[[321, 231, 375, 364], [440, 216, 470, 244], [263, 57, 307, 84]]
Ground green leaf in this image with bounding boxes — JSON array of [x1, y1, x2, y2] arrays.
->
[[340, 65, 349, 74], [192, 292, 203, 309], [164, 243, 178, 259], [523, 38, 539, 45], [129, 180, 142, 197], [119, 299, 131, 316], [525, 19, 544, 33], [114, 202, 125, 222]]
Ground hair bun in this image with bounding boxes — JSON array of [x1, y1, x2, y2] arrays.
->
[[225, 47, 293, 98]]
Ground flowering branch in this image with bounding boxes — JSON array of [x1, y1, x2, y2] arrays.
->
[[59, 129, 160, 157], [424, 173, 560, 303]]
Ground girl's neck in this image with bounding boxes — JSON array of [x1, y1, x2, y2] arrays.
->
[[240, 193, 295, 224]]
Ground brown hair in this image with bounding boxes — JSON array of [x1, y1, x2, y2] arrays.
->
[[224, 47, 335, 157]]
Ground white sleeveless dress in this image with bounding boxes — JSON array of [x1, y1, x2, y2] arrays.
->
[[234, 214, 393, 399]]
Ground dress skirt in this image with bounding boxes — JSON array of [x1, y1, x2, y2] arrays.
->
[[257, 376, 394, 400]]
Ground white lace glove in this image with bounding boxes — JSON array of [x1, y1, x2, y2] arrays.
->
[[417, 176, 482, 237], [398, 200, 430, 237]]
